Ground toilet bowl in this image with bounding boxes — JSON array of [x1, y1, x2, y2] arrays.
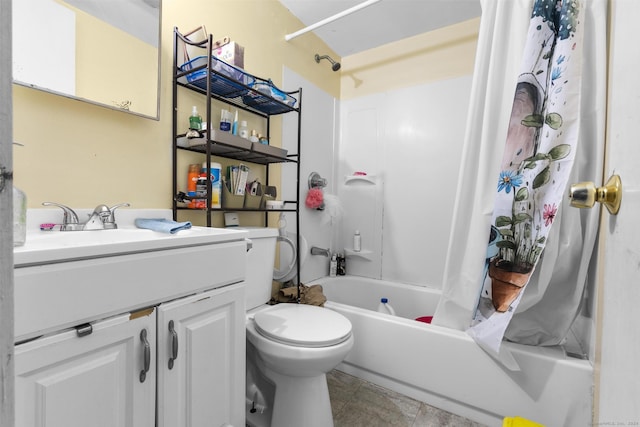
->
[[247, 304, 353, 427], [242, 227, 353, 427]]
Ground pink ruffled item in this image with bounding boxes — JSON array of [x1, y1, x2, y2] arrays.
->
[[305, 188, 324, 209]]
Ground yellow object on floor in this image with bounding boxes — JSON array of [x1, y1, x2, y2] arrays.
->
[[503, 416, 545, 427]]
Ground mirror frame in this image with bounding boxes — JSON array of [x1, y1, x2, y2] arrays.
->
[[12, 0, 162, 121]]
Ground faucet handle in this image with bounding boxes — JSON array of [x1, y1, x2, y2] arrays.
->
[[104, 202, 130, 229], [42, 202, 80, 227], [109, 202, 131, 212]]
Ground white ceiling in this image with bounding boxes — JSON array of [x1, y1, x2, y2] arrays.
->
[[279, 0, 481, 58]]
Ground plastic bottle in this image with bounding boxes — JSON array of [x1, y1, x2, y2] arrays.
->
[[249, 129, 259, 143], [329, 254, 337, 277], [232, 110, 239, 135], [187, 164, 200, 208], [377, 298, 396, 316], [198, 162, 222, 209], [209, 162, 222, 209], [220, 109, 231, 132], [239, 121, 249, 139], [13, 185, 26, 247], [195, 172, 207, 209], [189, 106, 202, 130], [337, 253, 346, 276], [353, 230, 361, 252], [187, 164, 199, 193]]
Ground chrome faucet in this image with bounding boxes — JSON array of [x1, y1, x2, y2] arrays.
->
[[102, 203, 130, 229], [42, 202, 130, 231], [83, 204, 111, 230], [42, 202, 82, 231], [310, 246, 331, 257]]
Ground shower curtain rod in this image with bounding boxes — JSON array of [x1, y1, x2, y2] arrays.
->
[[284, 0, 382, 42]]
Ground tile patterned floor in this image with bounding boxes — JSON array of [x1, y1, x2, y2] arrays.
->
[[327, 370, 488, 427]]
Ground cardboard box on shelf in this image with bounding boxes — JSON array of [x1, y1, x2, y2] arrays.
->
[[213, 41, 244, 68]]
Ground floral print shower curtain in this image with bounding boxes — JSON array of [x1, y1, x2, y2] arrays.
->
[[467, 0, 585, 357]]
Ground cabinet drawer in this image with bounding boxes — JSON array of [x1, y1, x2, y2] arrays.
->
[[15, 241, 246, 341]]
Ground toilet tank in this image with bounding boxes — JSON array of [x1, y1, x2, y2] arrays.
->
[[241, 227, 278, 310]]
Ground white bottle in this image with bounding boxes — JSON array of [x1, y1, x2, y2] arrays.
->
[[329, 254, 337, 277], [249, 129, 259, 143], [353, 230, 361, 252], [13, 185, 26, 246], [377, 298, 396, 316], [239, 121, 249, 139]]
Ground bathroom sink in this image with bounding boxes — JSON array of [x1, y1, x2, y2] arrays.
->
[[14, 226, 248, 267]]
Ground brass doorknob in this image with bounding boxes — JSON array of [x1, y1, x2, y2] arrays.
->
[[568, 174, 622, 215]]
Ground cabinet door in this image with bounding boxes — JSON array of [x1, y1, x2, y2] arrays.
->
[[157, 283, 245, 427], [15, 310, 156, 427]]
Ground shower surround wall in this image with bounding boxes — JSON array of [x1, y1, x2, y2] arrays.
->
[[337, 75, 472, 287], [281, 68, 339, 284], [279, 70, 472, 289]]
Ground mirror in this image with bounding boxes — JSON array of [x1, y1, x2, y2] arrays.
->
[[12, 0, 161, 120]]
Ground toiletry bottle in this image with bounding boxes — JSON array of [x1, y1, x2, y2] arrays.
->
[[209, 162, 222, 209], [353, 230, 361, 252], [337, 253, 346, 276], [258, 134, 269, 145], [13, 185, 26, 246], [239, 121, 249, 139], [329, 254, 337, 277], [189, 106, 202, 130], [187, 164, 200, 208], [195, 169, 208, 209], [249, 130, 259, 143], [220, 109, 231, 132], [377, 298, 396, 316], [232, 110, 239, 135]]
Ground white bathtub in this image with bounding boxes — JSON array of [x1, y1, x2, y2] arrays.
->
[[316, 276, 593, 427]]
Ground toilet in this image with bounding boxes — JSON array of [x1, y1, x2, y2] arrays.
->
[[243, 228, 354, 427]]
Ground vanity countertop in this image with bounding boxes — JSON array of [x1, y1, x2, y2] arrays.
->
[[14, 208, 248, 267]]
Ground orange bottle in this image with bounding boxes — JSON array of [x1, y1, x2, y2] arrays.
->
[[187, 164, 200, 208]]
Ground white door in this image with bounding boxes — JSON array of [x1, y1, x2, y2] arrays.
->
[[157, 283, 245, 427], [15, 312, 156, 427], [596, 0, 640, 422]]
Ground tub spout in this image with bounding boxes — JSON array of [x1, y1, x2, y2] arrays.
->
[[310, 246, 331, 257]]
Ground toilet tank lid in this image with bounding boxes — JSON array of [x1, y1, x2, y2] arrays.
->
[[236, 227, 279, 239]]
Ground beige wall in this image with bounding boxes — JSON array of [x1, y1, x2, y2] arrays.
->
[[340, 18, 480, 100], [76, 11, 158, 115], [13, 0, 478, 216], [13, 0, 340, 212]]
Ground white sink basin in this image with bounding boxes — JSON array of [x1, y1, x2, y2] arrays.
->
[[14, 215, 248, 267]]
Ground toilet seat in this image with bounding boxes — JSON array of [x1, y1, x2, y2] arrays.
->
[[253, 304, 352, 348]]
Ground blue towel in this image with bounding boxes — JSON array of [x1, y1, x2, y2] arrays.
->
[[134, 218, 192, 234]]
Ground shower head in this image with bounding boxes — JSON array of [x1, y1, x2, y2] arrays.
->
[[315, 54, 341, 72]]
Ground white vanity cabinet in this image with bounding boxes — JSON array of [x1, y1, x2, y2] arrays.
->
[[13, 225, 249, 427], [15, 311, 157, 427], [157, 283, 245, 427]]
